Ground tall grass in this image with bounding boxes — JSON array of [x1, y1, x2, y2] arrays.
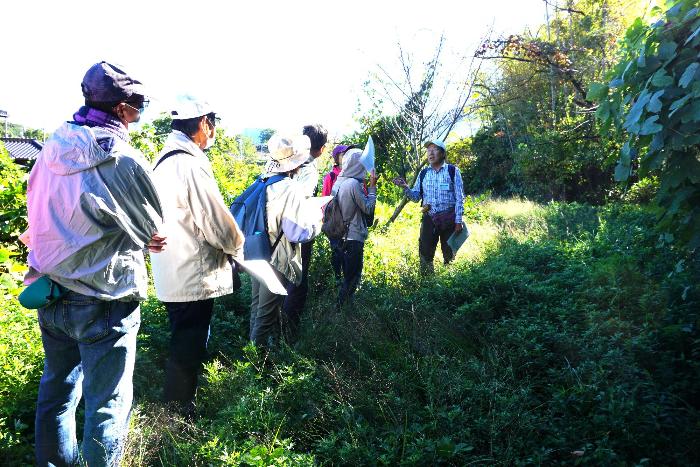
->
[[2, 199, 699, 465]]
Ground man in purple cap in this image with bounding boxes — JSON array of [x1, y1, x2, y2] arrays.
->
[[23, 61, 166, 466]]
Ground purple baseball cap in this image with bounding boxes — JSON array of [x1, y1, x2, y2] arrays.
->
[[332, 145, 350, 157], [81, 61, 146, 104]]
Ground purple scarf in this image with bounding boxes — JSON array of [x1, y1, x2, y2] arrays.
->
[[72, 106, 129, 142]]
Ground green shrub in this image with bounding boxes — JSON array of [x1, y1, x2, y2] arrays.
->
[[0, 143, 28, 252], [0, 298, 42, 465], [2, 198, 699, 465]]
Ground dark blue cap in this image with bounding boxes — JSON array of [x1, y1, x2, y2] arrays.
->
[[81, 61, 146, 104]]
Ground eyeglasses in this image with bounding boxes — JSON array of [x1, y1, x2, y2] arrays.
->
[[207, 115, 221, 128], [124, 99, 149, 114]]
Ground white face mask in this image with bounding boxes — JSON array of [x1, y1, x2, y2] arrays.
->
[[204, 121, 216, 150], [204, 133, 216, 150]]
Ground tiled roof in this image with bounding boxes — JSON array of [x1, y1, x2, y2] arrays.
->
[[1, 137, 43, 161]]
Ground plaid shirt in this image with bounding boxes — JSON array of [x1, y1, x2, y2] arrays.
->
[[404, 162, 465, 224]]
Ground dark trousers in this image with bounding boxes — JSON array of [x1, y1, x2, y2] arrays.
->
[[163, 299, 214, 412], [282, 239, 314, 343], [419, 214, 455, 275], [338, 240, 365, 308], [329, 238, 344, 285]]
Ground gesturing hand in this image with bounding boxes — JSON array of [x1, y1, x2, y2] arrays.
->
[[148, 233, 167, 253], [370, 170, 379, 187], [392, 177, 408, 188]]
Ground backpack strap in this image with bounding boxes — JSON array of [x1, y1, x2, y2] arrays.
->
[[154, 149, 190, 170], [261, 174, 288, 254], [270, 229, 284, 254], [448, 164, 456, 186]]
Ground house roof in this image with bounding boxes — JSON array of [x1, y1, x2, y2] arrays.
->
[[1, 137, 43, 161]]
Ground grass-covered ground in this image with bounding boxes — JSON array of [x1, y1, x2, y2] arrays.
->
[[2, 199, 699, 465]]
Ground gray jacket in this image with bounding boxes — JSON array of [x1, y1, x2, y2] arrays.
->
[[331, 150, 376, 242], [23, 122, 163, 301]]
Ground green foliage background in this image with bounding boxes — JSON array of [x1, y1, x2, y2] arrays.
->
[[592, 0, 700, 249]]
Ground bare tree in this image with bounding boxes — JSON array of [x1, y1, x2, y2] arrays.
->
[[366, 34, 485, 225]]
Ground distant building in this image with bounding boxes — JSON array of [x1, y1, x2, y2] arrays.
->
[[1, 137, 43, 167]]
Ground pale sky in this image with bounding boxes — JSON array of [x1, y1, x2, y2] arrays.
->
[[0, 0, 547, 140]]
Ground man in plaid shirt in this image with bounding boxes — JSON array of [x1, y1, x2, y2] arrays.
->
[[393, 140, 465, 274]]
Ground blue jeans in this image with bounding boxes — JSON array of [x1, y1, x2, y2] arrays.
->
[[35, 291, 140, 467]]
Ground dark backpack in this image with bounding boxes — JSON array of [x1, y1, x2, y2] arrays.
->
[[418, 164, 456, 204], [229, 175, 287, 261], [322, 181, 349, 240]]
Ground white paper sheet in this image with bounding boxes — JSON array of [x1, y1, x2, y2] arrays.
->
[[235, 259, 288, 295], [360, 136, 375, 173], [307, 196, 334, 213]]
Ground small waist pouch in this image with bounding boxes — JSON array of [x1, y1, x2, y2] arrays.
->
[[18, 275, 66, 309], [430, 209, 456, 230]]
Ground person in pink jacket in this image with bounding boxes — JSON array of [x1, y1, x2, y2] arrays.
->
[[322, 144, 351, 196]]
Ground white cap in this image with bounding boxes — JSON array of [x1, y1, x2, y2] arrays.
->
[[423, 139, 446, 152], [170, 95, 214, 120]]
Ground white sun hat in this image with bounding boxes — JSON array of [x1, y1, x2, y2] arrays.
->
[[264, 133, 311, 174], [170, 94, 214, 120]]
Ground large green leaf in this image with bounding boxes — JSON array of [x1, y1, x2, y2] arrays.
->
[[683, 100, 700, 123], [624, 91, 651, 129], [648, 133, 665, 154], [621, 141, 632, 165], [684, 20, 700, 45], [595, 100, 611, 121], [679, 62, 699, 88], [614, 161, 632, 181], [657, 41, 678, 60], [609, 77, 624, 88], [637, 48, 646, 68], [640, 115, 663, 135], [669, 94, 692, 117], [651, 69, 674, 87], [683, 7, 699, 22], [586, 83, 609, 101], [647, 90, 665, 113]]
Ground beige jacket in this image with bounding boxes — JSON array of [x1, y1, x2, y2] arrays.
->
[[265, 174, 323, 285], [150, 131, 244, 302]]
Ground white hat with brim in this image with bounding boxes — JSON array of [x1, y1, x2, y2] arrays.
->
[[423, 139, 446, 152], [171, 95, 214, 120], [264, 133, 311, 174]]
